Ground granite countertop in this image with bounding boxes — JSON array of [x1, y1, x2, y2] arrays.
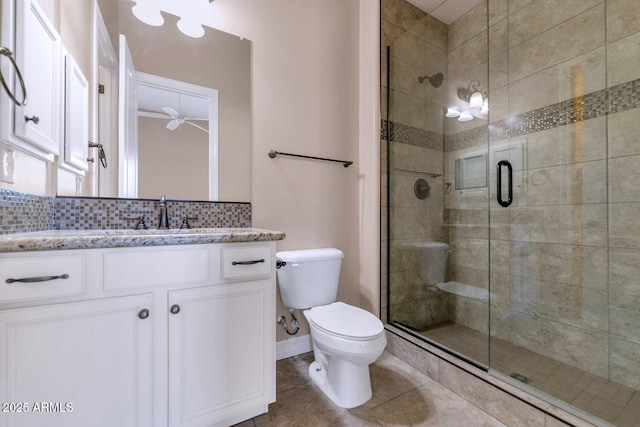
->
[[0, 228, 286, 253]]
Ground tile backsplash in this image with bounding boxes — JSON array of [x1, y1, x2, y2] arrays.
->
[[0, 189, 55, 234], [0, 189, 251, 235]]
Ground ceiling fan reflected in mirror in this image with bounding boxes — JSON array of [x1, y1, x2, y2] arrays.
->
[[136, 85, 210, 133], [138, 107, 209, 133]]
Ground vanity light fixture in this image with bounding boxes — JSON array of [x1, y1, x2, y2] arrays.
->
[[447, 79, 489, 122], [458, 112, 474, 122], [445, 107, 461, 118], [457, 80, 487, 105], [480, 99, 489, 115], [469, 91, 483, 108], [131, 0, 215, 38]]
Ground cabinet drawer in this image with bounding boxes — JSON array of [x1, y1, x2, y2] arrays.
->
[[222, 246, 272, 279], [104, 246, 210, 290], [0, 254, 85, 302]]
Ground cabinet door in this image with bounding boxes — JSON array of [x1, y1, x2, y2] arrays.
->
[[168, 281, 275, 427], [62, 52, 89, 172], [14, 0, 62, 155], [0, 295, 153, 427]]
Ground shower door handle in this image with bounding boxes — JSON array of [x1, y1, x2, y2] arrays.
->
[[497, 160, 513, 207]]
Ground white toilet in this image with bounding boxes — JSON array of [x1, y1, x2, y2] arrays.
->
[[276, 248, 386, 409]]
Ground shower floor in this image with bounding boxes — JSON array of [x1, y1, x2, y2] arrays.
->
[[421, 324, 640, 427]]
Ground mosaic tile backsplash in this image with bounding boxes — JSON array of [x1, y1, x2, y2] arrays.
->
[[54, 197, 251, 230], [0, 189, 55, 235], [0, 190, 251, 235]]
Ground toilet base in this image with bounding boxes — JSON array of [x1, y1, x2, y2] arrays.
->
[[308, 358, 373, 409]]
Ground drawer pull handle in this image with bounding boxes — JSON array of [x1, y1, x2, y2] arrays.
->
[[232, 259, 265, 266], [6, 274, 69, 284]]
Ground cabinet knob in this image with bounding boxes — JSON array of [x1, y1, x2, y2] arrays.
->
[[138, 309, 150, 319], [24, 115, 39, 124], [170, 304, 180, 315]]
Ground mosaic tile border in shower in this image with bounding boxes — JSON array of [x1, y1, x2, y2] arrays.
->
[[485, 78, 639, 147], [444, 126, 488, 152], [383, 77, 640, 152], [381, 119, 443, 151], [0, 189, 55, 235], [54, 197, 252, 230]]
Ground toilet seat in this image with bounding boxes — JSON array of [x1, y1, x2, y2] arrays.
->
[[308, 302, 384, 340]]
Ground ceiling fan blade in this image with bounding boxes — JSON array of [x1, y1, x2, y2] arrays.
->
[[138, 110, 171, 119], [166, 120, 180, 131], [183, 117, 208, 122], [162, 106, 180, 118], [185, 121, 210, 133]]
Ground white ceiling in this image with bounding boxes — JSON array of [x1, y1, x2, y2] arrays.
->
[[405, 0, 483, 25], [137, 84, 209, 120]]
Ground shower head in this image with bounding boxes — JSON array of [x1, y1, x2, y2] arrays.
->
[[418, 72, 444, 88]]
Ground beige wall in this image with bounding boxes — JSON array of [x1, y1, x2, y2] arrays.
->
[[137, 117, 208, 200], [210, 0, 369, 340], [59, 0, 93, 78]]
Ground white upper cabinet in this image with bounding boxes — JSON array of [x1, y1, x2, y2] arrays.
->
[[62, 52, 89, 173], [12, 0, 62, 157], [1, 0, 94, 168]]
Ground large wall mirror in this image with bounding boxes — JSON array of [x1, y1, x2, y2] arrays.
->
[[97, 0, 251, 202]]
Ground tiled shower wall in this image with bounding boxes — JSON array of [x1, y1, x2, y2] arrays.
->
[[0, 189, 251, 235], [381, 0, 449, 329], [443, 0, 640, 388], [383, 0, 640, 390]]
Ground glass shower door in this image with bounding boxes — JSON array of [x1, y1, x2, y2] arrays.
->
[[485, 2, 640, 424], [383, 5, 491, 368]]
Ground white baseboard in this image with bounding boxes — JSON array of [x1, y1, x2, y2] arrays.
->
[[276, 334, 312, 360]]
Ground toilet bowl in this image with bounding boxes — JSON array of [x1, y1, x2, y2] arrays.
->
[[304, 302, 386, 408], [276, 249, 386, 408]]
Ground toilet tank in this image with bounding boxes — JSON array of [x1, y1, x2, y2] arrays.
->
[[276, 248, 344, 309]]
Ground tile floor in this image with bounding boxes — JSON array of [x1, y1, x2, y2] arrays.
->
[[422, 324, 640, 427], [235, 351, 507, 426]]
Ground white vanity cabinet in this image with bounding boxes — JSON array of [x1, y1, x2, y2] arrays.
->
[[0, 241, 277, 427], [168, 279, 274, 427], [0, 252, 153, 427], [0, 295, 154, 427]]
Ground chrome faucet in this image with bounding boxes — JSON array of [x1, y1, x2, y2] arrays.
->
[[158, 195, 170, 229]]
